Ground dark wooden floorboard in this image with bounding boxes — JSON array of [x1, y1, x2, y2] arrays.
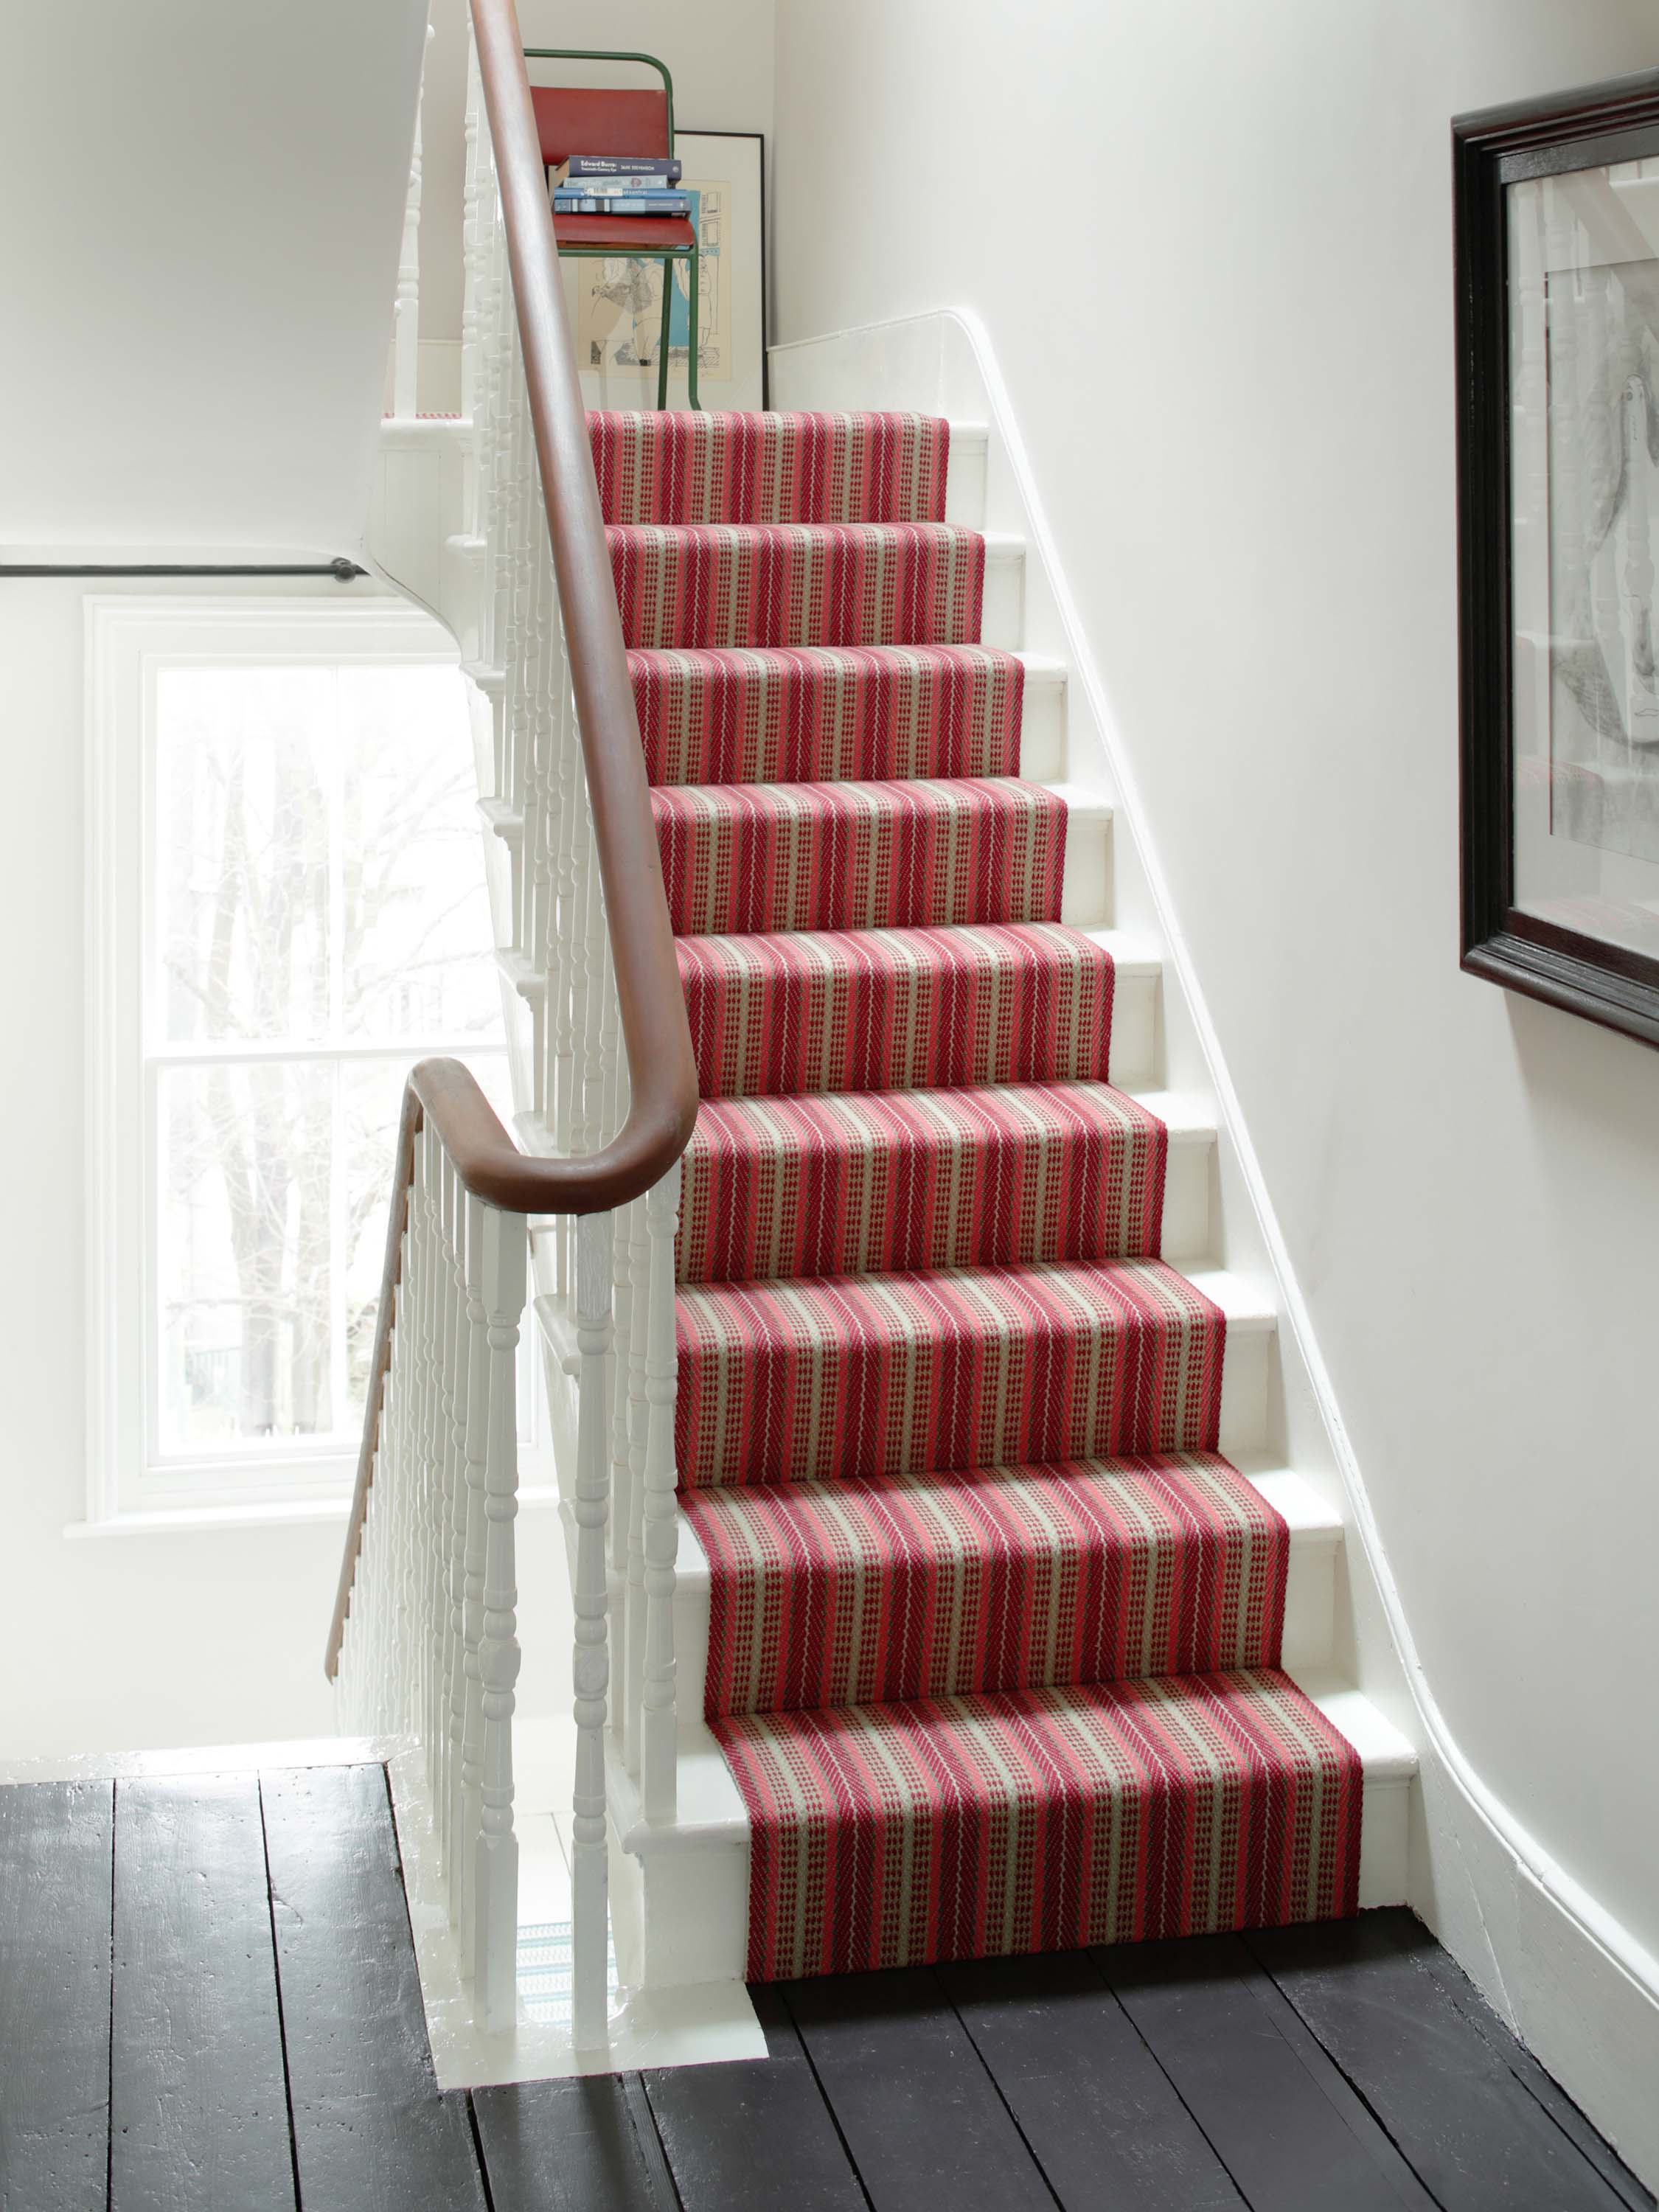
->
[[261, 1764, 487, 2212], [0, 1781, 114, 2212], [643, 1983, 868, 2212], [110, 1773, 294, 2212], [4, 1770, 1651, 2212], [937, 1950, 1245, 2211], [473, 2074, 678, 2212], [1096, 1933, 1436, 2212], [782, 1965, 1055, 2212], [1248, 1913, 1646, 2211]]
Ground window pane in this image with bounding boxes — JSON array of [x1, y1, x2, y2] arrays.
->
[[341, 1053, 513, 1413], [158, 1060, 336, 1450], [158, 1048, 511, 1462], [338, 666, 499, 1037], [156, 667, 334, 1045]]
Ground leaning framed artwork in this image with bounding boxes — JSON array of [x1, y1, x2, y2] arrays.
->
[[1455, 69, 1659, 1048], [566, 131, 767, 411]]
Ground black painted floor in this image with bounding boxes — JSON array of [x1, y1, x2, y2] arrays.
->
[[0, 1764, 1649, 2212]]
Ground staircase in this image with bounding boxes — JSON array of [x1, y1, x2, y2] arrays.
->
[[558, 408, 1414, 1994], [349, 17, 1412, 2048]]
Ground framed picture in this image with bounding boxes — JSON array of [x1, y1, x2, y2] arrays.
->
[[1455, 69, 1659, 1048], [565, 131, 768, 411]]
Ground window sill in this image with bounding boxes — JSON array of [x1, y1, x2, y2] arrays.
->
[[66, 1481, 562, 1540], [65, 1498, 352, 1540]]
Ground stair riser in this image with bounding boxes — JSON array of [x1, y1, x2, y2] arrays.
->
[[680, 1086, 1169, 1284], [1159, 1129, 1211, 1259], [680, 925, 1120, 1102], [983, 541, 1024, 649], [1017, 663, 1067, 780], [612, 526, 988, 652], [655, 780, 1068, 937], [1058, 796, 1111, 925], [675, 1503, 1335, 1719], [945, 425, 988, 527], [592, 411, 953, 527]]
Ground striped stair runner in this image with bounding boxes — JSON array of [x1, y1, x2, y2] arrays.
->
[[597, 406, 1362, 1983]]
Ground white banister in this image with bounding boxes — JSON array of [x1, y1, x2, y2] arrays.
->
[[332, 1124, 528, 2036], [341, 20, 689, 2054]]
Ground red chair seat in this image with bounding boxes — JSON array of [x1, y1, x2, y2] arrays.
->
[[552, 212, 698, 254]]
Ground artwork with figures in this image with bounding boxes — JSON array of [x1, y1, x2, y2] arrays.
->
[[576, 179, 731, 378], [566, 133, 766, 410], [1548, 257, 1659, 863]]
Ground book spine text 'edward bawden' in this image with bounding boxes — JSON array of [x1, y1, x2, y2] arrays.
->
[[554, 154, 683, 183]]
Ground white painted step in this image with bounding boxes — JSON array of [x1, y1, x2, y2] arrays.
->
[[1083, 927, 1161, 1091], [1285, 1674, 1418, 1910], [1183, 1265, 1276, 1455], [609, 1673, 1416, 1991], [944, 420, 989, 527], [672, 1461, 1342, 1719], [1015, 654, 1068, 780], [981, 530, 1026, 650], [1046, 782, 1114, 927], [1122, 1088, 1216, 1261]]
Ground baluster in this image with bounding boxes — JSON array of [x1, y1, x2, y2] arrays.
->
[[639, 1162, 681, 1823], [391, 24, 430, 419], [448, 1194, 490, 1915], [609, 1189, 636, 1746], [622, 1193, 650, 1770], [460, 35, 483, 529], [471, 1197, 526, 2034], [571, 1211, 614, 2050]]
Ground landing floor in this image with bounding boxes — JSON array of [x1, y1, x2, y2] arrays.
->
[[0, 1762, 1647, 2211]]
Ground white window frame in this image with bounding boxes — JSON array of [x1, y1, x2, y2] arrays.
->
[[85, 597, 503, 1523]]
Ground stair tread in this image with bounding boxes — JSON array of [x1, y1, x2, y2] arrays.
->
[[681, 1448, 1291, 1714], [675, 1256, 1228, 1491], [712, 1666, 1365, 1980]]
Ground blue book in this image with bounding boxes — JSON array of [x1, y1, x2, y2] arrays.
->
[[553, 189, 691, 218]]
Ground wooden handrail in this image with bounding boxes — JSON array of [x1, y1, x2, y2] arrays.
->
[[326, 0, 698, 1678], [469, 0, 697, 1208]]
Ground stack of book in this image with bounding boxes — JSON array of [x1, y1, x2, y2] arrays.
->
[[550, 156, 689, 219]]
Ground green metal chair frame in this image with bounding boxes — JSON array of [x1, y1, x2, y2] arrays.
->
[[526, 47, 701, 411]]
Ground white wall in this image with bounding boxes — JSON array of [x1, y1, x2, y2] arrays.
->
[[771, 0, 1659, 2168], [1, 0, 427, 557]]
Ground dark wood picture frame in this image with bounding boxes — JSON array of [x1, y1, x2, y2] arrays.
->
[[1454, 67, 1659, 1049]]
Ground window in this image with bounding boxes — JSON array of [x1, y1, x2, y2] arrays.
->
[[88, 602, 507, 1517]]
